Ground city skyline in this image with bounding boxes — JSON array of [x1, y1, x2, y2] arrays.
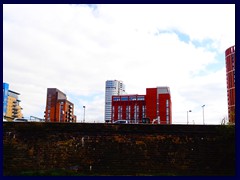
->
[[3, 4, 235, 124]]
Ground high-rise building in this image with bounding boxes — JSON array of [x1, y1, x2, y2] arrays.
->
[[44, 88, 77, 123], [3, 82, 9, 116], [3, 82, 23, 120], [111, 86, 172, 124], [105, 80, 126, 123], [225, 45, 235, 124]]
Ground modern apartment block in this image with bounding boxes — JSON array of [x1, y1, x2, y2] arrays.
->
[[146, 87, 172, 124], [44, 88, 77, 123], [112, 94, 146, 124], [3, 82, 23, 120], [225, 45, 235, 124], [105, 80, 126, 123], [111, 86, 172, 124]]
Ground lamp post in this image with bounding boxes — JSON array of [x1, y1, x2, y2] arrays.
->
[[202, 105, 205, 125], [83, 106, 86, 123], [187, 110, 192, 124]]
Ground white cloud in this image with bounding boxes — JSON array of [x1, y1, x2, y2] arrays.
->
[[3, 4, 234, 124]]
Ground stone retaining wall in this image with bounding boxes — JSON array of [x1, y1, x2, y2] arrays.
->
[[3, 123, 235, 176]]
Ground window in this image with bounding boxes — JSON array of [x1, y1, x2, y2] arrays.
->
[[113, 97, 120, 101], [166, 100, 169, 107], [129, 96, 136, 101], [126, 106, 130, 120], [121, 97, 128, 101], [142, 106, 146, 118], [137, 96, 145, 101], [166, 116, 169, 124], [134, 105, 139, 121], [118, 106, 122, 119]]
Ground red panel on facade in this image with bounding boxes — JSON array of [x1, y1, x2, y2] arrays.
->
[[225, 45, 235, 123], [146, 88, 157, 123], [158, 94, 172, 124]]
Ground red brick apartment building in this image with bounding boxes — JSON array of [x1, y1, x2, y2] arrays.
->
[[44, 88, 77, 123], [112, 87, 172, 124], [225, 45, 235, 124]]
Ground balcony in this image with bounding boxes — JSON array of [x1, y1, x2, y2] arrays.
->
[[12, 107, 18, 110], [12, 111, 18, 114]]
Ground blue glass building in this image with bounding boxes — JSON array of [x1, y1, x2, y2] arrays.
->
[[3, 82, 9, 116]]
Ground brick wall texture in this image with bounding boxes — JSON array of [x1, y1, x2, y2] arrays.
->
[[3, 123, 235, 176]]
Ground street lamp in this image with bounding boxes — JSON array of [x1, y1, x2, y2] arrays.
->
[[187, 110, 192, 124], [202, 105, 205, 125], [83, 106, 86, 123]]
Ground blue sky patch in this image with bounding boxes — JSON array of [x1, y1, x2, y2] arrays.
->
[[87, 4, 98, 11], [155, 29, 190, 44], [173, 30, 190, 43]]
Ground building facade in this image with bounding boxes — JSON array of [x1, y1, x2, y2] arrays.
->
[[111, 86, 172, 124], [112, 94, 146, 124], [225, 45, 235, 124], [146, 87, 172, 124], [3, 82, 9, 116], [44, 88, 77, 123], [3, 82, 23, 120], [105, 80, 126, 123]]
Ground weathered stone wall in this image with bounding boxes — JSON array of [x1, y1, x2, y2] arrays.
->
[[3, 123, 235, 176]]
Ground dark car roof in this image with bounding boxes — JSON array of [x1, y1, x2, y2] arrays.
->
[[13, 118, 29, 122]]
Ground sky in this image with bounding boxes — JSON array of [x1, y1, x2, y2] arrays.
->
[[3, 4, 235, 124]]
